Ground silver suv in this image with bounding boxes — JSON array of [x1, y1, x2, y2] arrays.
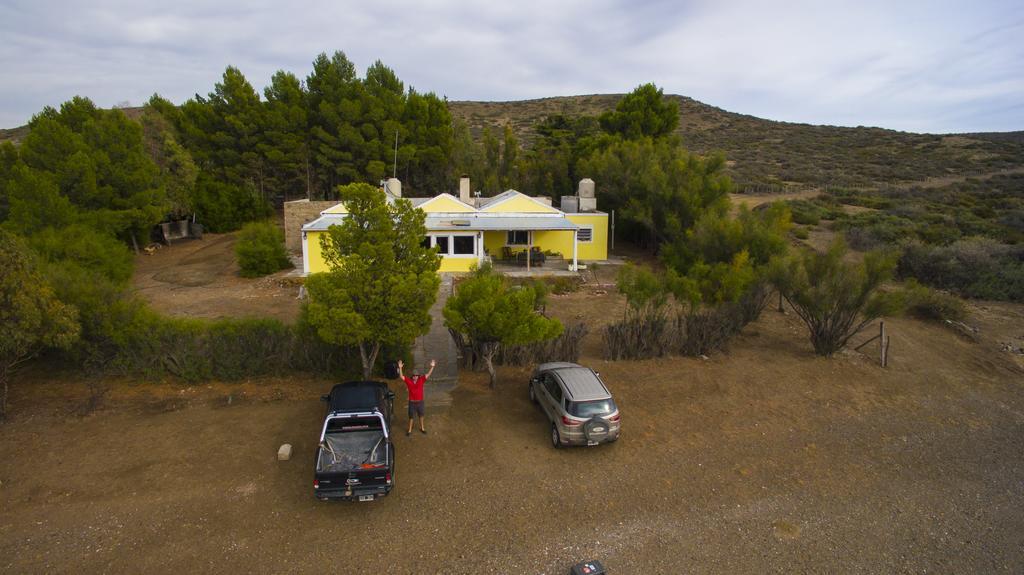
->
[[529, 362, 621, 448]]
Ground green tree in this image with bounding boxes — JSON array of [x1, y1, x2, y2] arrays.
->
[[235, 221, 292, 277], [304, 183, 441, 378], [0, 230, 80, 419], [662, 202, 791, 305], [262, 71, 311, 200], [141, 94, 198, 218], [19, 97, 167, 248], [482, 125, 501, 194], [500, 124, 519, 190], [771, 237, 902, 356], [443, 264, 563, 387], [579, 138, 732, 251], [401, 89, 454, 193], [599, 83, 679, 140], [306, 51, 362, 196]]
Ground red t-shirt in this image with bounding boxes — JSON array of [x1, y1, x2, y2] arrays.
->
[[403, 375, 426, 401]]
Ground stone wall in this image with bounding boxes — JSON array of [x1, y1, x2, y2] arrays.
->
[[283, 199, 336, 253]]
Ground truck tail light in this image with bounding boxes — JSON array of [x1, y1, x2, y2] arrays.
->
[[313, 479, 319, 489], [562, 415, 582, 426], [385, 472, 392, 484]]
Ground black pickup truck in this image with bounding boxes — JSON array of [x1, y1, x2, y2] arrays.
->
[[314, 381, 396, 501]]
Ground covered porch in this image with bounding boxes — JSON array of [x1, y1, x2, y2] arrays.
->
[[425, 215, 582, 273]]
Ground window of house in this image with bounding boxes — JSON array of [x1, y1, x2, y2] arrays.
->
[[453, 235, 475, 255], [577, 227, 593, 242], [435, 236, 449, 254], [507, 230, 529, 245], [420, 236, 431, 249]]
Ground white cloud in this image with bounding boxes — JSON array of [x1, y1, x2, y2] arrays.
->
[[0, 0, 1021, 132]]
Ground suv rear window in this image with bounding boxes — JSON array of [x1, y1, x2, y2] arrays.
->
[[567, 399, 617, 418]]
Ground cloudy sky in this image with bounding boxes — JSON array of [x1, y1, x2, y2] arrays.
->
[[1, 0, 1022, 133]]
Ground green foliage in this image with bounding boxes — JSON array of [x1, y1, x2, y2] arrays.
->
[[616, 263, 670, 316], [824, 174, 1024, 248], [305, 183, 441, 378], [657, 202, 790, 307], [140, 95, 198, 218], [0, 230, 80, 417], [579, 138, 733, 248], [771, 237, 903, 356], [444, 263, 563, 386], [898, 238, 1024, 301], [304, 51, 453, 197], [261, 71, 311, 200], [28, 224, 134, 285], [0, 162, 77, 235], [599, 84, 680, 140], [17, 96, 167, 243], [793, 226, 810, 240], [190, 172, 272, 232], [604, 263, 771, 360], [902, 280, 967, 322], [235, 221, 292, 277]]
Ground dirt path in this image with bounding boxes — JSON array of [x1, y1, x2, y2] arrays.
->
[[131, 233, 301, 323], [2, 290, 1022, 573]]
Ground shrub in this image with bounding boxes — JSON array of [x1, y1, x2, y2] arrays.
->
[[235, 221, 292, 278], [192, 173, 272, 233], [793, 227, 810, 240], [902, 280, 967, 322], [899, 238, 1024, 301], [771, 238, 903, 356], [549, 276, 581, 294]]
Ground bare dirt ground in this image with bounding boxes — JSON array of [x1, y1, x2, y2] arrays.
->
[[132, 233, 301, 322], [2, 280, 1023, 573]]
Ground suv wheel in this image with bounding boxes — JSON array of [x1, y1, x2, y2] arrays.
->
[[550, 424, 562, 449]]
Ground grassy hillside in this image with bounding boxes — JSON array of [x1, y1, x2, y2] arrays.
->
[[449, 95, 1024, 191]]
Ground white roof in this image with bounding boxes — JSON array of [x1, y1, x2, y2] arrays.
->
[[424, 216, 579, 231]]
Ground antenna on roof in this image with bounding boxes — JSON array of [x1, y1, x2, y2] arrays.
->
[[393, 131, 399, 178]]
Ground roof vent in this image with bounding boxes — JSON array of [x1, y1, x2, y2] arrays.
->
[[451, 219, 471, 226]]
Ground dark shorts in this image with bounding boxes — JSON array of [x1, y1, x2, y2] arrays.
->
[[408, 400, 425, 418]]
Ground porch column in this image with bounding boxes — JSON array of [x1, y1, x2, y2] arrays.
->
[[301, 231, 309, 275], [527, 230, 532, 272], [571, 229, 578, 272], [477, 232, 484, 267]]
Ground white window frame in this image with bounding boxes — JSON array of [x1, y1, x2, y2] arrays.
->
[[576, 226, 593, 243], [506, 230, 529, 246], [429, 233, 478, 258]]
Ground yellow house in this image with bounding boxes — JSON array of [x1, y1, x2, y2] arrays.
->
[[301, 178, 609, 275]]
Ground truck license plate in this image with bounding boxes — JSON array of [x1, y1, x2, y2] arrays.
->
[[358, 495, 374, 502], [587, 440, 599, 446]]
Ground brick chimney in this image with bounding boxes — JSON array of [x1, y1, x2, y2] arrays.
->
[[459, 175, 471, 204]]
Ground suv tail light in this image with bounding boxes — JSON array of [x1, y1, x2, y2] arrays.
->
[[561, 415, 582, 426], [609, 413, 620, 422]]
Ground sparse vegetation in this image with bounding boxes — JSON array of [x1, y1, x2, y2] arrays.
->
[[898, 238, 1024, 302], [902, 280, 968, 322]]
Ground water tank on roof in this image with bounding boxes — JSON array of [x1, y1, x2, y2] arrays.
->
[[577, 178, 595, 198], [561, 196, 579, 213]]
